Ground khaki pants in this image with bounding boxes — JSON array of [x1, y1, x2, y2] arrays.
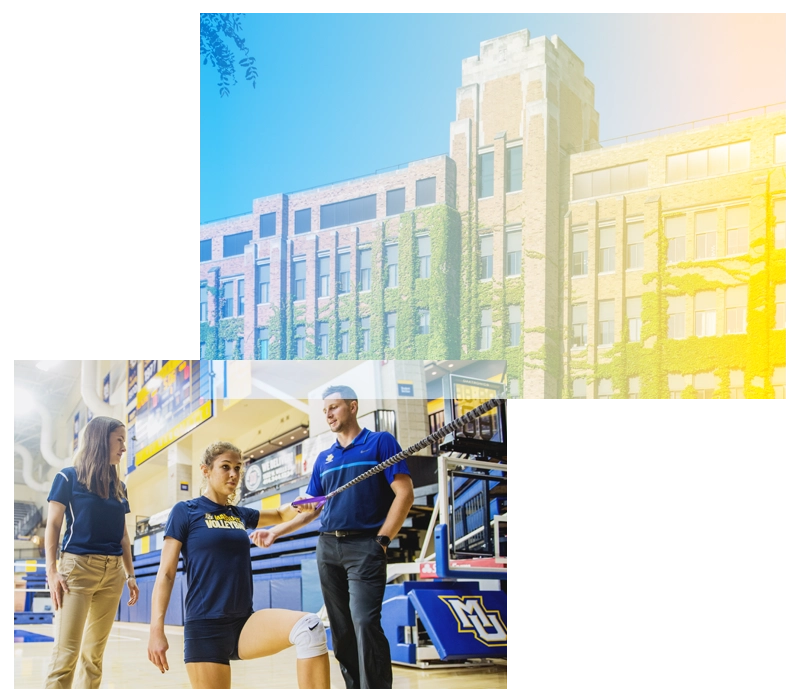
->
[[44, 553, 125, 689]]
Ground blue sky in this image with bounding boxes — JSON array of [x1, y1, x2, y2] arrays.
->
[[201, 13, 785, 224]]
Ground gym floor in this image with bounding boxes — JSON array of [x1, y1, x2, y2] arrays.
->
[[14, 622, 507, 689]]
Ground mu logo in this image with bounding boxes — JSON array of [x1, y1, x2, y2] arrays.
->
[[439, 595, 507, 646]]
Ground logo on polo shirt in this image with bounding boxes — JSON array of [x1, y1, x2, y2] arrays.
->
[[325, 454, 334, 463]]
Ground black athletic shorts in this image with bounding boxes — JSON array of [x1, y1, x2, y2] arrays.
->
[[184, 614, 250, 665]]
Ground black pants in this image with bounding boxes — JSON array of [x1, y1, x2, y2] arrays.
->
[[316, 533, 392, 689]]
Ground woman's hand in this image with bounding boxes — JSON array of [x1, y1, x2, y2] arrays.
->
[[148, 628, 170, 673], [249, 528, 278, 549], [126, 577, 139, 606], [47, 568, 69, 611]]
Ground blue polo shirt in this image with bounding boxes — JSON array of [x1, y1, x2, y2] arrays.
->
[[306, 428, 411, 532], [164, 496, 260, 622], [47, 467, 130, 556]]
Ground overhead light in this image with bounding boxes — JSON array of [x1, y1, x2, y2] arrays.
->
[[448, 363, 454, 368], [432, 371, 437, 376], [36, 361, 61, 372], [15, 387, 38, 415]]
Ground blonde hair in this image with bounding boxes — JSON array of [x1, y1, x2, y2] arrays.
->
[[200, 441, 243, 506]]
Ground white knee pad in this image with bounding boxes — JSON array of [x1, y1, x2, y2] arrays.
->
[[289, 613, 328, 659]]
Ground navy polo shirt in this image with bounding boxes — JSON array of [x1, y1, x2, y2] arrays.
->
[[306, 428, 410, 532], [47, 467, 130, 556], [164, 496, 260, 622]]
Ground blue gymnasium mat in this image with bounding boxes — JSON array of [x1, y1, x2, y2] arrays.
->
[[14, 629, 54, 643]]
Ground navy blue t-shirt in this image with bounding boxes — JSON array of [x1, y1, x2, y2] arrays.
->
[[164, 496, 260, 622], [306, 428, 411, 532], [47, 467, 130, 556]]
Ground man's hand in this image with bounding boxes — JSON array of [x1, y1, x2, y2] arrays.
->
[[250, 528, 278, 549]]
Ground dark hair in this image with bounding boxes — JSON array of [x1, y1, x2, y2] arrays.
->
[[200, 442, 242, 506], [74, 416, 126, 501], [322, 385, 358, 401]]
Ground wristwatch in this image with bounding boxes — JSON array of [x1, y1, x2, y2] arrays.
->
[[375, 535, 391, 548], [126, 574, 136, 581]]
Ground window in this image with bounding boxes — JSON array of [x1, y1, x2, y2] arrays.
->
[[573, 161, 647, 199], [730, 370, 745, 399], [419, 309, 430, 335], [480, 234, 493, 280], [775, 283, 786, 330], [360, 317, 370, 353], [385, 244, 399, 288], [726, 207, 749, 256], [292, 259, 306, 300], [318, 322, 329, 357], [572, 378, 587, 399], [667, 297, 686, 339], [571, 303, 587, 348], [223, 231, 252, 258], [237, 279, 245, 316], [627, 221, 644, 270], [509, 305, 521, 347], [695, 291, 717, 337], [200, 342, 206, 360], [260, 212, 276, 238], [294, 325, 306, 359], [221, 279, 239, 318], [628, 377, 640, 399], [358, 249, 372, 291], [257, 263, 270, 304], [572, 229, 588, 276], [668, 374, 686, 399], [339, 320, 350, 354], [480, 309, 492, 351], [775, 133, 786, 164], [386, 312, 397, 348], [478, 152, 494, 198], [598, 226, 615, 273], [320, 194, 377, 229], [598, 300, 614, 346], [694, 373, 717, 399], [505, 145, 522, 192], [725, 286, 747, 334], [338, 251, 350, 294], [417, 235, 431, 279], [772, 367, 786, 399], [200, 285, 208, 323], [774, 199, 785, 249], [317, 255, 330, 298], [506, 229, 521, 276], [695, 211, 717, 259], [386, 188, 405, 216], [626, 297, 641, 342], [200, 239, 212, 262], [665, 216, 686, 264], [257, 329, 269, 360], [415, 177, 436, 207], [223, 339, 235, 360], [667, 141, 750, 182], [509, 379, 520, 399], [295, 208, 311, 235], [597, 378, 613, 399]]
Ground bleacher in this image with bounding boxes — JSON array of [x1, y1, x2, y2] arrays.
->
[[14, 502, 42, 539]]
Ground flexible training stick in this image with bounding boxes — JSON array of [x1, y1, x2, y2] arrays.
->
[[292, 396, 503, 508]]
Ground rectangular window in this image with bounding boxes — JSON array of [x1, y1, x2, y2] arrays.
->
[[774, 199, 785, 249], [223, 230, 252, 258], [668, 374, 685, 399], [480, 234, 493, 280], [573, 172, 591, 200], [572, 378, 586, 399], [597, 378, 613, 399], [694, 372, 717, 399], [667, 296, 686, 339], [666, 216, 686, 264], [318, 322, 329, 357], [509, 379, 520, 399], [626, 221, 644, 270], [726, 207, 749, 256], [260, 212, 276, 238], [257, 329, 269, 360], [386, 312, 397, 349], [385, 244, 399, 288], [295, 208, 311, 235], [358, 248, 372, 291], [415, 177, 436, 207], [628, 377, 640, 400], [237, 279, 245, 316], [506, 229, 521, 277], [200, 285, 208, 323], [293, 259, 306, 300], [730, 370, 745, 399], [257, 263, 269, 304], [729, 141, 750, 172], [317, 255, 330, 298], [598, 226, 615, 273], [386, 188, 405, 217], [338, 251, 350, 294], [419, 309, 430, 335], [223, 339, 235, 360], [200, 341, 206, 360], [417, 235, 431, 279], [571, 303, 587, 348], [775, 283, 786, 330], [294, 325, 306, 359], [478, 152, 494, 198], [775, 133, 786, 164], [480, 309, 492, 351], [598, 299, 615, 346], [360, 317, 370, 353], [572, 229, 588, 276], [509, 305, 521, 347], [626, 297, 641, 342], [773, 367, 786, 399], [695, 211, 717, 259], [725, 286, 747, 334], [572, 161, 648, 199], [339, 319, 350, 354], [200, 239, 212, 262], [667, 141, 750, 183], [221, 280, 235, 318], [505, 145, 522, 193], [695, 291, 717, 337], [320, 194, 377, 229]]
